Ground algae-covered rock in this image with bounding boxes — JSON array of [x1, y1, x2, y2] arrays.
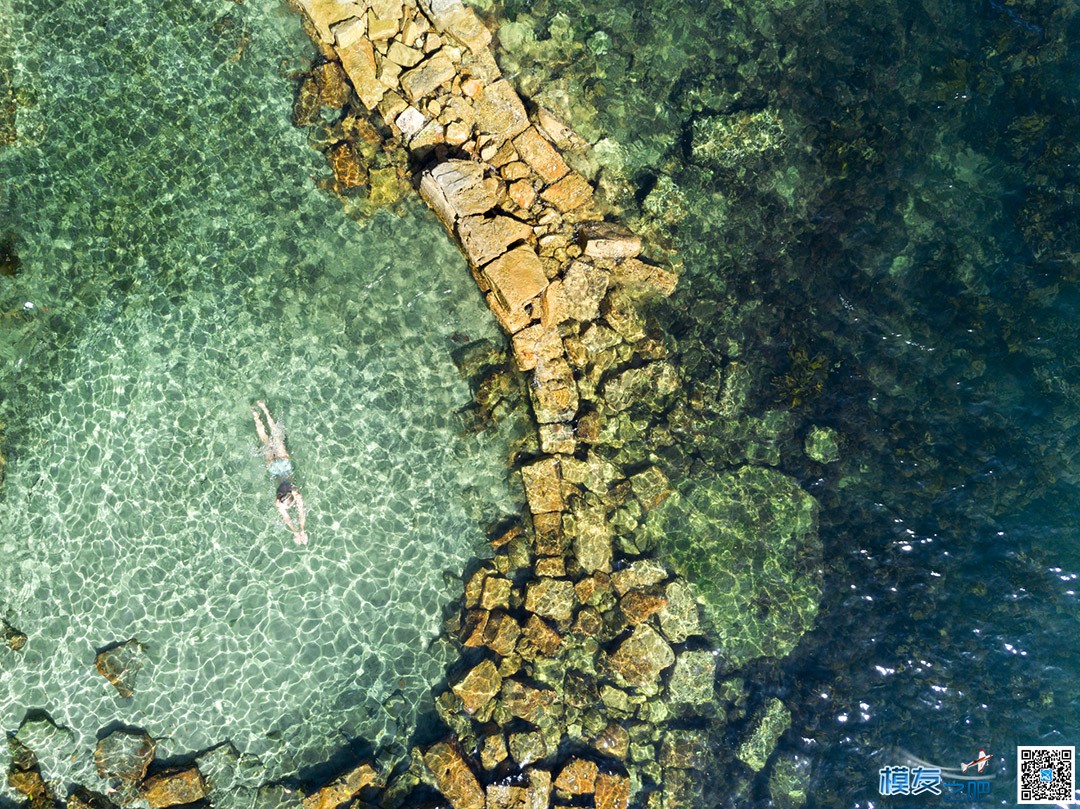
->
[[691, 109, 787, 170], [666, 650, 717, 706], [769, 752, 812, 809], [2, 617, 27, 650], [737, 698, 792, 772], [644, 466, 821, 669], [607, 623, 674, 693], [804, 426, 840, 464]]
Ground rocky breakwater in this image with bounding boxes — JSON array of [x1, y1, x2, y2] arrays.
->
[[285, 0, 722, 806]]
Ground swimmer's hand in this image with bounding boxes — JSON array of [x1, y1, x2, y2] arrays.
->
[[294, 531, 309, 546]]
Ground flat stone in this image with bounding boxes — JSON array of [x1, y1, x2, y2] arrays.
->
[[507, 731, 547, 767], [141, 767, 208, 809], [508, 179, 537, 210], [400, 51, 457, 101], [522, 614, 562, 656], [460, 609, 489, 647], [451, 658, 502, 715], [529, 360, 578, 424], [423, 0, 492, 53], [567, 499, 612, 573], [611, 559, 669, 596], [539, 279, 568, 328], [334, 22, 385, 110], [520, 456, 563, 514], [594, 773, 631, 809], [661, 729, 710, 771], [540, 172, 594, 212], [539, 421, 575, 455], [667, 650, 717, 705], [513, 127, 570, 184], [578, 222, 642, 259], [387, 40, 423, 67], [295, 0, 365, 43], [532, 511, 566, 556], [631, 466, 672, 511], [485, 785, 528, 809], [501, 678, 557, 725], [367, 8, 400, 40], [395, 106, 427, 137], [534, 556, 565, 577], [524, 577, 576, 623], [483, 611, 521, 657], [608, 623, 674, 692], [479, 732, 508, 770], [458, 215, 533, 267], [510, 324, 562, 372], [737, 699, 792, 772], [482, 245, 548, 319], [610, 256, 678, 298], [473, 79, 530, 143], [95, 638, 146, 698], [480, 576, 512, 610], [423, 742, 484, 809], [619, 591, 666, 625], [657, 580, 703, 643], [533, 106, 589, 153], [554, 757, 598, 795], [302, 762, 381, 809], [561, 259, 609, 322], [420, 160, 498, 224], [94, 729, 155, 781]]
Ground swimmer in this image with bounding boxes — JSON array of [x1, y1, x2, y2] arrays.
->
[[252, 400, 308, 545]]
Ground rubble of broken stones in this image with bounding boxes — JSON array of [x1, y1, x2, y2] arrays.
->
[[281, 0, 725, 807]]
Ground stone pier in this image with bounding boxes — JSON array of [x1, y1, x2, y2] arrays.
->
[[285, 1, 709, 808]]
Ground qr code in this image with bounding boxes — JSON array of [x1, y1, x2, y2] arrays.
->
[[1018, 746, 1075, 804]]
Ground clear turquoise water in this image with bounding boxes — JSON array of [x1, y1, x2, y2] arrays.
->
[[0, 0, 517, 794], [488, 0, 1080, 803]]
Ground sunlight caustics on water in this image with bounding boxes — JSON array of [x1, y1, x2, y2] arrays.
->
[[0, 0, 517, 793]]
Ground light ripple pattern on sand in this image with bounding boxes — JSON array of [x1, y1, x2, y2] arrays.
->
[[0, 0, 517, 793]]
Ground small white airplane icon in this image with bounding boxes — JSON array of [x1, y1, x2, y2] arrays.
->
[[961, 750, 993, 773]]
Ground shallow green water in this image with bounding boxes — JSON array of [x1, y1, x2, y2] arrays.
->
[[0, 0, 517, 793]]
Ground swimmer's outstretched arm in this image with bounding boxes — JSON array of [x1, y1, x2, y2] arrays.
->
[[252, 407, 270, 445], [276, 499, 298, 532], [294, 491, 307, 533]]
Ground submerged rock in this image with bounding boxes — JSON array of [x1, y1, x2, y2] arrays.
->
[[423, 741, 483, 809], [804, 425, 840, 463], [15, 714, 76, 787], [737, 698, 792, 772], [644, 466, 821, 669], [451, 659, 502, 715], [301, 760, 381, 809], [140, 766, 208, 808], [666, 650, 717, 706], [2, 617, 27, 650], [690, 109, 787, 170], [94, 638, 146, 698], [769, 752, 812, 809], [607, 623, 674, 693], [94, 729, 155, 782]]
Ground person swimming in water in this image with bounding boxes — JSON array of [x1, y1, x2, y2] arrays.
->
[[252, 400, 308, 545]]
